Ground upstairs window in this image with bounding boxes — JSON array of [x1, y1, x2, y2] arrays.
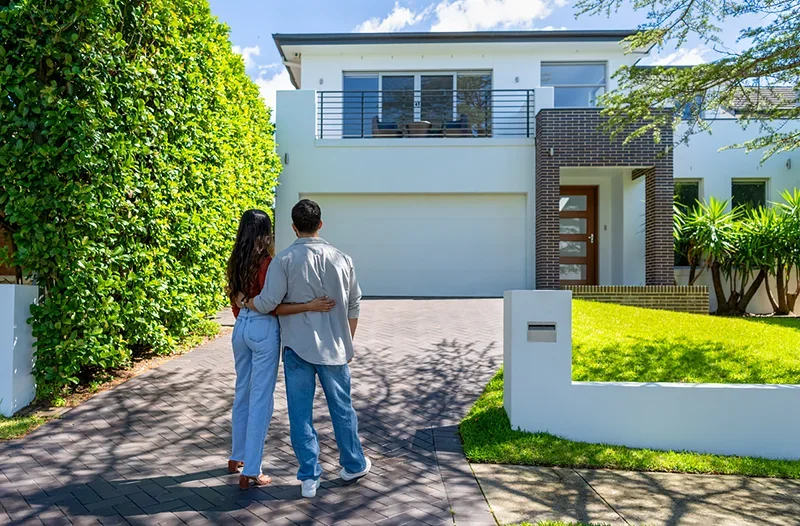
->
[[541, 62, 606, 108], [732, 180, 768, 211]]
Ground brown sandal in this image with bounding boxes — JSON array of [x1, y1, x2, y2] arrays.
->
[[228, 460, 244, 474], [239, 474, 272, 490]]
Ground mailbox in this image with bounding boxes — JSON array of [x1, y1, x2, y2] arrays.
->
[[527, 322, 557, 343]]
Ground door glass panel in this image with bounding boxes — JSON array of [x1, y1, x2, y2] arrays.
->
[[560, 241, 587, 257], [560, 264, 587, 280], [560, 218, 587, 235], [559, 195, 587, 212], [343, 75, 379, 138], [421, 75, 454, 134], [457, 74, 492, 137], [381, 76, 414, 126]]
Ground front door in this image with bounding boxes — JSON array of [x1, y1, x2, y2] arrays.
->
[[559, 186, 598, 286]]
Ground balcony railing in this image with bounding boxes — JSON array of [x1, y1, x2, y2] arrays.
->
[[317, 89, 535, 139]]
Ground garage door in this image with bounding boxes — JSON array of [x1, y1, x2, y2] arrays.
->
[[303, 194, 527, 297]]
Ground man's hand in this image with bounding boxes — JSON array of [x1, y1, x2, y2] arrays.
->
[[348, 318, 358, 339]]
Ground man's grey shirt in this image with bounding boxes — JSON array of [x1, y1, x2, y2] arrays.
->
[[253, 237, 361, 365]]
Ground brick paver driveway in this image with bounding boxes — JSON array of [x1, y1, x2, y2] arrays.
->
[[0, 300, 502, 525]]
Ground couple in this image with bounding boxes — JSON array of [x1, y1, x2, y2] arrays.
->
[[225, 199, 370, 498]]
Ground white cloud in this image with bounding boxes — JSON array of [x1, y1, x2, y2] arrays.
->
[[649, 46, 710, 66], [430, 0, 554, 31], [253, 65, 295, 118], [355, 2, 431, 32], [232, 45, 261, 71]]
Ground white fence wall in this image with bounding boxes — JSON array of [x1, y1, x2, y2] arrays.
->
[[504, 290, 800, 460]]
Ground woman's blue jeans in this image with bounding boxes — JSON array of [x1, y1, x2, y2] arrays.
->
[[230, 309, 280, 477]]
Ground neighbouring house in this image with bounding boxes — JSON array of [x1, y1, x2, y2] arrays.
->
[[271, 30, 799, 313]]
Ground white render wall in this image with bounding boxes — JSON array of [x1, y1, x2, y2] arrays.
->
[[294, 41, 642, 93], [275, 89, 538, 288], [0, 284, 38, 417], [505, 290, 800, 460]]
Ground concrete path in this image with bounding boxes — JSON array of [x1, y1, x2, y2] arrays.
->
[[0, 299, 502, 525], [473, 464, 800, 525]]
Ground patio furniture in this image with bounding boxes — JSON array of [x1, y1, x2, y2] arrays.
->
[[443, 114, 471, 137], [404, 121, 432, 137], [371, 116, 401, 137]]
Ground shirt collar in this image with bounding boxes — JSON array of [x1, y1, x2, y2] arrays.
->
[[292, 237, 329, 246]]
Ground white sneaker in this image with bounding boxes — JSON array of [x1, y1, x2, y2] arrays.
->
[[340, 457, 371, 482], [301, 478, 320, 498]]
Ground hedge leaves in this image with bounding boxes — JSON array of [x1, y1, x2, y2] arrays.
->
[[0, 0, 280, 397]]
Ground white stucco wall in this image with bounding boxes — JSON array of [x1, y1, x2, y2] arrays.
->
[[275, 89, 538, 288], [292, 41, 641, 94], [505, 290, 800, 460], [275, 45, 800, 299], [675, 119, 800, 204], [0, 284, 38, 417]]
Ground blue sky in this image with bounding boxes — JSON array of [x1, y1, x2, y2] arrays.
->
[[207, 0, 755, 110]]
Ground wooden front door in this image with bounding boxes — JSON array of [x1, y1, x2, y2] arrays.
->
[[559, 186, 598, 286]]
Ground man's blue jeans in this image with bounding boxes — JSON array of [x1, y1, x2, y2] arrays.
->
[[283, 348, 367, 481], [230, 309, 281, 477]]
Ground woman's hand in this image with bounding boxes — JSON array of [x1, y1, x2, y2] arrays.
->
[[307, 296, 335, 312]]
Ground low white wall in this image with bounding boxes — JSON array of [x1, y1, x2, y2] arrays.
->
[[0, 284, 38, 416], [505, 290, 800, 460], [675, 269, 798, 314]]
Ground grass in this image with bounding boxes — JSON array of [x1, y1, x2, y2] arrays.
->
[[572, 300, 800, 384], [0, 415, 47, 440], [461, 301, 800, 478]]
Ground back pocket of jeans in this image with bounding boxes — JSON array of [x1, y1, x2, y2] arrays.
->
[[247, 317, 275, 343]]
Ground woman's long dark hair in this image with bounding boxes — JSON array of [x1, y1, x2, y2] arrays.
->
[[226, 209, 275, 304]]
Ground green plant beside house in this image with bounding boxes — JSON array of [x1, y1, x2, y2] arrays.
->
[[675, 189, 800, 315], [0, 0, 280, 398]]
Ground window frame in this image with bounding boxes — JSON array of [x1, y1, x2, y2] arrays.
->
[[343, 70, 493, 122], [731, 178, 769, 211], [540, 61, 608, 108], [674, 179, 702, 268]]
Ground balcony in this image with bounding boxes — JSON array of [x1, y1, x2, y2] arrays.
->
[[316, 89, 536, 139]]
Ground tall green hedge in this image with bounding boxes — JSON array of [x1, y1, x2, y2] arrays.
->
[[0, 0, 280, 397]]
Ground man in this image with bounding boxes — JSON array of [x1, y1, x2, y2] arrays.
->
[[244, 199, 370, 498]]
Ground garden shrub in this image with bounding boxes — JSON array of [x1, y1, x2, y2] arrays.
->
[[0, 0, 280, 398]]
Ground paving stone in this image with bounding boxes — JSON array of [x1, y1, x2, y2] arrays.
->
[[0, 300, 503, 524]]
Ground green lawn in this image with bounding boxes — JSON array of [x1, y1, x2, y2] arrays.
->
[[461, 301, 800, 478], [0, 415, 47, 440], [572, 300, 800, 384]]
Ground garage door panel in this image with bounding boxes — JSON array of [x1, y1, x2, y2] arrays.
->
[[304, 194, 527, 297]]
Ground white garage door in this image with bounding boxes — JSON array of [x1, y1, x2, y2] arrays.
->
[[304, 194, 527, 297]]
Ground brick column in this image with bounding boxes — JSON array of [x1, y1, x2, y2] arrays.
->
[[535, 161, 560, 290], [645, 164, 674, 285]]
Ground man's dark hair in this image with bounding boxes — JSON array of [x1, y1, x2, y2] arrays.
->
[[291, 199, 322, 234]]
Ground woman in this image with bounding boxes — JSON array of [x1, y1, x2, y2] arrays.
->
[[226, 209, 333, 490]]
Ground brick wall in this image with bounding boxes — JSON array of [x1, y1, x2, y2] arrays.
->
[[565, 285, 710, 314], [535, 108, 674, 289]]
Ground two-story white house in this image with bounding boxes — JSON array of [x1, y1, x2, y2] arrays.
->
[[271, 30, 799, 313]]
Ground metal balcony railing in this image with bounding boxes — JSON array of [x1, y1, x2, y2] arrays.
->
[[316, 89, 535, 139]]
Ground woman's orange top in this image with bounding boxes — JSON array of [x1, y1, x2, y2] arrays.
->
[[231, 256, 271, 318]]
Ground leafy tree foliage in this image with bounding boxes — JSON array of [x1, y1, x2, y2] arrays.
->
[[577, 0, 800, 159], [0, 0, 280, 397], [675, 190, 800, 314]]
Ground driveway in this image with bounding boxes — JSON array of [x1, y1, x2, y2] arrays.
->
[[0, 299, 502, 525]]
